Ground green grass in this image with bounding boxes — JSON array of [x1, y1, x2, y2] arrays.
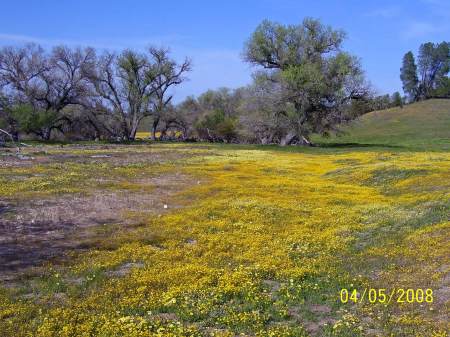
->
[[313, 99, 450, 150]]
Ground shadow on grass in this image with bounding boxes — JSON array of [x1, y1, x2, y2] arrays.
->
[[3, 139, 447, 154], [316, 142, 404, 149]]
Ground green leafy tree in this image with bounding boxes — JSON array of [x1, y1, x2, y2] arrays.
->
[[189, 88, 243, 142], [401, 42, 449, 101], [400, 51, 419, 101], [0, 101, 60, 141], [195, 109, 237, 142], [0, 94, 18, 141], [433, 76, 450, 97], [391, 91, 403, 108], [10, 104, 58, 137], [418, 42, 450, 98], [243, 18, 369, 145]]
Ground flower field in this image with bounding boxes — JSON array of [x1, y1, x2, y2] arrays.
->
[[0, 143, 449, 336]]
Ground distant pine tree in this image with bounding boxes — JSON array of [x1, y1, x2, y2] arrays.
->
[[391, 92, 404, 108], [400, 51, 419, 102], [400, 42, 449, 101]]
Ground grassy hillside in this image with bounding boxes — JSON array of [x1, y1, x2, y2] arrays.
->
[[313, 99, 450, 150]]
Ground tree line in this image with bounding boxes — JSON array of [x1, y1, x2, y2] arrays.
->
[[400, 41, 450, 102], [0, 44, 191, 142], [2, 18, 443, 146]]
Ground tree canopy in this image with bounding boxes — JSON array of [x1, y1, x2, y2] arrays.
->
[[400, 42, 450, 101], [243, 18, 370, 145], [0, 44, 191, 141]]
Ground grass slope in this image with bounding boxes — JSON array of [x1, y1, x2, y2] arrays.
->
[[313, 99, 450, 150]]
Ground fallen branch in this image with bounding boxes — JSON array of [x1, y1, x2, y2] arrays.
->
[[0, 128, 14, 143], [0, 128, 30, 152]]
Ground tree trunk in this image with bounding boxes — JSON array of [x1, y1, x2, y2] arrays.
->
[[151, 117, 160, 141], [160, 128, 168, 140], [261, 137, 269, 145], [300, 136, 313, 146], [42, 128, 52, 141], [11, 130, 19, 142], [129, 119, 140, 141], [86, 118, 101, 140], [0, 128, 14, 143], [120, 117, 130, 141], [280, 131, 297, 146], [180, 127, 188, 141], [261, 132, 274, 145]]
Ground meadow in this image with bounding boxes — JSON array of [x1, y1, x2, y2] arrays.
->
[[0, 100, 449, 336]]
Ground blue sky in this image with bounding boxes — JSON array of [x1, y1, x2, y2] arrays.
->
[[1, 0, 449, 102]]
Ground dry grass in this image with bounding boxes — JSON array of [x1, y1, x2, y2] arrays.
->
[[0, 144, 200, 283]]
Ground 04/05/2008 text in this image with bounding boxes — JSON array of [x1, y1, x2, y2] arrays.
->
[[339, 288, 434, 304]]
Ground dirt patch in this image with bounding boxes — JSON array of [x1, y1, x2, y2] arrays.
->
[[105, 262, 145, 278], [310, 304, 332, 314], [1, 144, 198, 167], [0, 203, 8, 215], [0, 173, 193, 280], [150, 313, 179, 322], [5, 172, 190, 224], [0, 145, 200, 283], [434, 267, 450, 310]]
